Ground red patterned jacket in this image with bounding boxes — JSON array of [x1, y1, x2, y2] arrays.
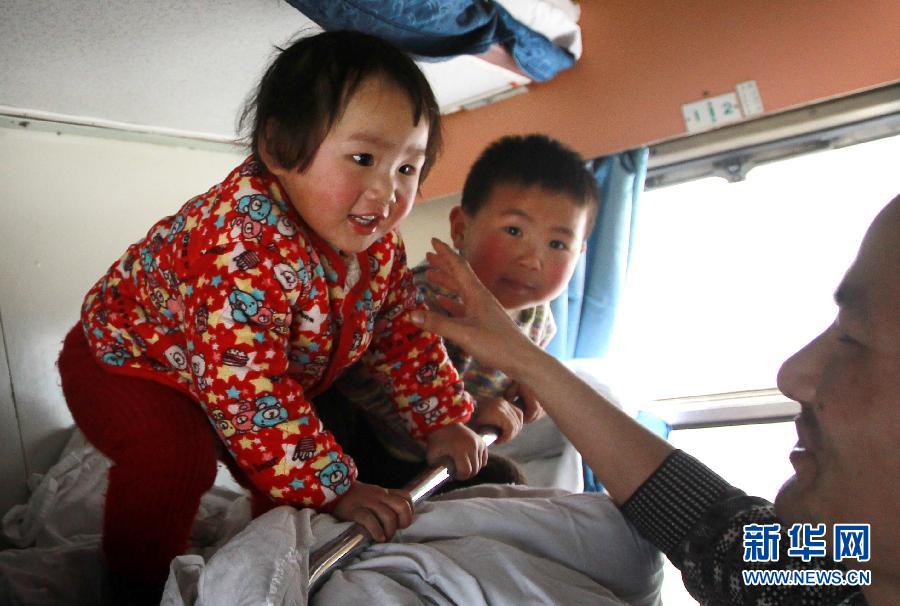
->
[[80, 157, 473, 509]]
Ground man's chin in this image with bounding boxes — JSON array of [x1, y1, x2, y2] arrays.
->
[[774, 474, 814, 523]]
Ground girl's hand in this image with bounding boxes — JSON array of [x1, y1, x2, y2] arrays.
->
[[471, 396, 524, 443], [426, 422, 487, 480], [411, 239, 534, 377], [331, 481, 413, 542]]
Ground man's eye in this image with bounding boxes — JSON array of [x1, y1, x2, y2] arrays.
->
[[504, 226, 521, 236], [352, 154, 374, 166], [838, 333, 861, 347], [549, 240, 569, 250], [399, 164, 417, 176]]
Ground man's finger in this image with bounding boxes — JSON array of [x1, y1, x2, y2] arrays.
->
[[428, 239, 480, 288], [423, 267, 459, 294], [431, 293, 466, 318], [410, 309, 459, 339]]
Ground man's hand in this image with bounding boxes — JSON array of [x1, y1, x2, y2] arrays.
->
[[411, 239, 533, 377], [471, 396, 524, 443], [426, 422, 488, 480], [331, 481, 413, 542]]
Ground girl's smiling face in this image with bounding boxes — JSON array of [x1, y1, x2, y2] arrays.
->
[[265, 75, 429, 253]]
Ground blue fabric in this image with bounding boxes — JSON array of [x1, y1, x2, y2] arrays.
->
[[543, 147, 652, 494], [284, 0, 575, 81], [547, 147, 649, 360]]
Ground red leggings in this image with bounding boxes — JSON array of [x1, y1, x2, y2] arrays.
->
[[57, 324, 269, 583]]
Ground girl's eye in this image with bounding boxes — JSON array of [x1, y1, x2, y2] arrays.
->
[[399, 164, 417, 176], [504, 226, 521, 236], [549, 240, 568, 251], [352, 154, 374, 166]]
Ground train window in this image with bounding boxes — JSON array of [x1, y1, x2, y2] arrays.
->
[[608, 89, 900, 428], [612, 92, 900, 605]]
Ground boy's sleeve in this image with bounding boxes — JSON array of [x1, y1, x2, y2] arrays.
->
[[363, 240, 473, 440], [411, 263, 471, 374], [180, 242, 355, 511], [536, 302, 557, 350]]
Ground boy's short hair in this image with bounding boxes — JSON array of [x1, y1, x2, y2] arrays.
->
[[461, 134, 599, 222], [240, 30, 442, 182]]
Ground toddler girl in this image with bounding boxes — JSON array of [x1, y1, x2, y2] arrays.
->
[[57, 30, 484, 602]]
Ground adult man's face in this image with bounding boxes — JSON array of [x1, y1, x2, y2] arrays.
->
[[775, 196, 900, 571]]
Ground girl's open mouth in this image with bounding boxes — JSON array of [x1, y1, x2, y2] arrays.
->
[[348, 214, 380, 234]]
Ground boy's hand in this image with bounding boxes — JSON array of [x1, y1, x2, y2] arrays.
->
[[426, 422, 488, 480], [505, 382, 545, 423], [331, 481, 413, 542], [471, 396, 523, 443]]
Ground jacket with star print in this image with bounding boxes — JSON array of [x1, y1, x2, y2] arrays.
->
[[80, 157, 473, 510]]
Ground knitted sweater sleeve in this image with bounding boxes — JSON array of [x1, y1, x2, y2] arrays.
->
[[621, 450, 863, 605]]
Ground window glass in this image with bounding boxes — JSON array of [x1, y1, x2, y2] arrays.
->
[[610, 134, 900, 400]]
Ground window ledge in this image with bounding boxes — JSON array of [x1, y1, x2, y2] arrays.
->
[[643, 388, 800, 429]]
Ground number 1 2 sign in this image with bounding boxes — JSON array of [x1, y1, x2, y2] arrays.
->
[[682, 92, 744, 133]]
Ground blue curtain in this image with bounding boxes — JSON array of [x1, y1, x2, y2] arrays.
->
[[544, 147, 671, 493], [547, 147, 649, 360]]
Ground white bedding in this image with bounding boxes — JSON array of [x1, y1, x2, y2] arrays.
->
[[2, 430, 663, 606], [1, 430, 250, 605]]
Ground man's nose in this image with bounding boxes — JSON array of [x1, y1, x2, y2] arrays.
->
[[776, 326, 829, 404]]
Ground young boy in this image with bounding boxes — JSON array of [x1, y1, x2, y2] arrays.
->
[[334, 134, 598, 486]]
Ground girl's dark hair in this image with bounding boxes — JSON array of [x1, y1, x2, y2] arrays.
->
[[239, 30, 442, 181]]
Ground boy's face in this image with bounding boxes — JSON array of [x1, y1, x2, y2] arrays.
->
[[450, 183, 590, 311], [266, 75, 429, 254]]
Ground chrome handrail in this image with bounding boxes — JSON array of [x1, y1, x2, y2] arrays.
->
[[307, 428, 500, 593]]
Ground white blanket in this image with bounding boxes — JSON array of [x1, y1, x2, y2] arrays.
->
[[165, 485, 662, 605], [1, 430, 249, 605], [2, 431, 663, 606]]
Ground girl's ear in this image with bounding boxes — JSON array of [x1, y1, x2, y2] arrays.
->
[[449, 206, 468, 250], [258, 120, 288, 177]]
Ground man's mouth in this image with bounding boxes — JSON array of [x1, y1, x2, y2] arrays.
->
[[789, 410, 820, 479]]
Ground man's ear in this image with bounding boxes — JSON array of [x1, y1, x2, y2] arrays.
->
[[449, 206, 468, 250]]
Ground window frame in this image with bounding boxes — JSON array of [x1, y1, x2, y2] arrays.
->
[[627, 82, 900, 429], [645, 82, 900, 190]]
